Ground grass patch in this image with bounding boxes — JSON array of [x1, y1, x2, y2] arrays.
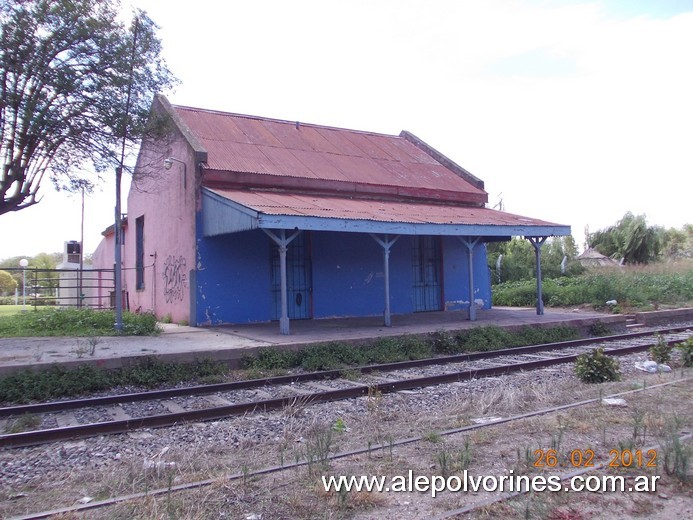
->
[[0, 305, 23, 317], [242, 325, 580, 370], [0, 358, 228, 404], [0, 308, 160, 337]]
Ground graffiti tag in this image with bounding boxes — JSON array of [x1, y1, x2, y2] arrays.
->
[[162, 255, 187, 303]]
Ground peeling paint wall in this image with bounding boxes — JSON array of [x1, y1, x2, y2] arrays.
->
[[123, 139, 197, 323], [193, 230, 491, 325], [91, 137, 197, 324], [442, 237, 492, 311]]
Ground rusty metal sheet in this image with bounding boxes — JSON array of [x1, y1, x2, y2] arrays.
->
[[173, 104, 487, 200], [210, 188, 562, 228]]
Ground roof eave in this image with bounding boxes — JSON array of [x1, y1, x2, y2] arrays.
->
[[400, 130, 485, 191], [156, 94, 208, 166]]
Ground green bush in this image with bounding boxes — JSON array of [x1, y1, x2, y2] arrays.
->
[[649, 335, 672, 365], [243, 326, 579, 370], [574, 348, 621, 383], [0, 358, 228, 404], [493, 268, 693, 310], [245, 337, 433, 372]]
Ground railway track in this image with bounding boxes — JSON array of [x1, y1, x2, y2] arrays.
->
[[1, 326, 690, 449]]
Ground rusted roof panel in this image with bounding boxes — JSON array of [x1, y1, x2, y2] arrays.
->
[[208, 188, 563, 228], [173, 105, 487, 203]]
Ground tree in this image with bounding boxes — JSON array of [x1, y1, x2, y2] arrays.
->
[[0, 269, 16, 295], [0, 0, 176, 216], [589, 212, 662, 264]]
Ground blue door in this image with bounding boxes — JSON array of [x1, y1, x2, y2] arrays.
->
[[271, 232, 312, 320], [412, 236, 442, 312]]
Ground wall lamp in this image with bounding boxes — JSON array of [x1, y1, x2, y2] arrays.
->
[[164, 157, 187, 189]]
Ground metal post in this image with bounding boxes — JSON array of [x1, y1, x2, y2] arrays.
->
[[528, 236, 548, 315], [278, 233, 289, 334], [19, 258, 28, 312], [114, 166, 123, 331], [459, 237, 480, 321], [370, 234, 400, 327], [263, 229, 302, 335], [22, 267, 27, 312]]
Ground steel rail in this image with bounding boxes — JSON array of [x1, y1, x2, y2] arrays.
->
[[1, 325, 690, 418], [0, 335, 688, 449]]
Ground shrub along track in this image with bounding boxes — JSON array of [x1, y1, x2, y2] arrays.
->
[[0, 326, 690, 450]]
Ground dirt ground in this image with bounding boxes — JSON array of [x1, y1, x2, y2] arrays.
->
[[1, 362, 691, 519]]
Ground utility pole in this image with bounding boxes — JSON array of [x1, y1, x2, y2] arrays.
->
[[114, 15, 140, 332]]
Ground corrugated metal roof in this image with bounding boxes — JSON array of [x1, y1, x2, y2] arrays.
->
[[173, 105, 487, 203], [207, 188, 563, 228]]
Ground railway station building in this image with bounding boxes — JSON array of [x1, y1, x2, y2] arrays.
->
[[92, 95, 570, 333]]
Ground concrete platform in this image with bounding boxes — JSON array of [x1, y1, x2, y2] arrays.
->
[[0, 307, 630, 376]]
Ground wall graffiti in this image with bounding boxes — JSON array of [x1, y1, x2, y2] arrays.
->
[[162, 255, 187, 303]]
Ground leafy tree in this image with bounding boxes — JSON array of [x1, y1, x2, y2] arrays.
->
[[0, 252, 60, 293], [661, 225, 693, 258], [0, 269, 16, 295], [487, 236, 583, 284], [589, 212, 662, 264], [0, 0, 176, 216]]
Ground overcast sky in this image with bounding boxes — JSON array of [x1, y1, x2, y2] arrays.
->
[[2, 0, 692, 261]]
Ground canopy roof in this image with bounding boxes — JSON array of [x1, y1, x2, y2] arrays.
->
[[202, 187, 570, 238]]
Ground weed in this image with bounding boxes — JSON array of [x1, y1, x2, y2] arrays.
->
[[436, 448, 452, 478], [458, 437, 473, 470], [332, 417, 347, 433], [435, 438, 473, 478], [305, 423, 334, 475], [574, 348, 620, 383], [242, 326, 579, 370], [423, 431, 442, 443], [339, 368, 361, 381], [589, 321, 610, 336], [0, 308, 159, 337], [649, 334, 672, 365], [430, 329, 458, 354], [493, 266, 693, 310], [550, 415, 568, 453], [4, 413, 40, 433], [515, 445, 534, 473], [631, 408, 647, 445], [675, 337, 693, 367], [0, 358, 228, 404], [660, 417, 691, 482]]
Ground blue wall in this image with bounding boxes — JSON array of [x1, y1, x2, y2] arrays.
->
[[195, 228, 491, 325], [196, 229, 272, 325], [441, 237, 491, 311]]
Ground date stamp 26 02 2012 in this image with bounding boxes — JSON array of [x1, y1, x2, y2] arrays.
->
[[533, 448, 657, 469]]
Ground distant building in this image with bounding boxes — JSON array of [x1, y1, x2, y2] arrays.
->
[[577, 248, 620, 268], [92, 95, 570, 332]]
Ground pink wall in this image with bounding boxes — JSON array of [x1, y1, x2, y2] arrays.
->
[[92, 135, 198, 324], [126, 138, 197, 323]]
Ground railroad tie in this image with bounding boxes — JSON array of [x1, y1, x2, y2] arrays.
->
[[55, 411, 80, 428], [161, 400, 186, 414], [202, 394, 233, 407], [105, 405, 131, 422]]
